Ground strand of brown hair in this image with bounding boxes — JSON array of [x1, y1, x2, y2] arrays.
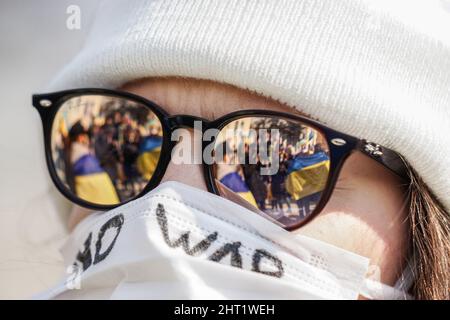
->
[[406, 162, 450, 300]]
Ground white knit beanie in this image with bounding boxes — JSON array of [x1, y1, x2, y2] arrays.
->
[[49, 0, 450, 212]]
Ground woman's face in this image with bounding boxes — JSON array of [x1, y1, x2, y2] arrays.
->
[[69, 77, 409, 287]]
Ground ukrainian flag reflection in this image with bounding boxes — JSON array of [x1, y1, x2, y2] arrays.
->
[[220, 171, 258, 208], [285, 151, 330, 202], [137, 135, 163, 180], [73, 154, 120, 205]]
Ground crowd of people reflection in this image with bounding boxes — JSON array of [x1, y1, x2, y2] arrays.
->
[[214, 117, 330, 227], [52, 97, 330, 227], [52, 96, 162, 205]]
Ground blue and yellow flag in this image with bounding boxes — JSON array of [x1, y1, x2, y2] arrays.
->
[[285, 151, 330, 201], [73, 154, 120, 205], [137, 135, 162, 180], [220, 172, 258, 207]]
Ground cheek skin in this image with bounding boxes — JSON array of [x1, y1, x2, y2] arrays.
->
[[296, 151, 410, 285], [68, 205, 93, 231]]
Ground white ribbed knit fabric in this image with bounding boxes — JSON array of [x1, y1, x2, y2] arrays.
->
[[49, 0, 450, 212]]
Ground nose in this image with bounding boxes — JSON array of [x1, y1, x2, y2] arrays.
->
[[161, 161, 207, 190], [160, 125, 208, 191]]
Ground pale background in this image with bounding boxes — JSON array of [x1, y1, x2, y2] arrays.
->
[[0, 0, 100, 299]]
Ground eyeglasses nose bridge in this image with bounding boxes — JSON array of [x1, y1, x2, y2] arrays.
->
[[167, 115, 210, 130]]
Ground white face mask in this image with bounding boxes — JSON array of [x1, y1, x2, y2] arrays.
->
[[37, 181, 411, 300]]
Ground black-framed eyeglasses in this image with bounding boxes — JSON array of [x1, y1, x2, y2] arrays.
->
[[32, 88, 408, 230]]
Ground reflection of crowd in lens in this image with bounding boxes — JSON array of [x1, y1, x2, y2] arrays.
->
[[53, 98, 162, 205], [54, 101, 329, 222], [215, 121, 330, 227]]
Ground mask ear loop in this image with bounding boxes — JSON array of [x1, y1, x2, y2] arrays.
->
[[359, 262, 414, 300], [360, 278, 413, 300], [394, 261, 415, 293]]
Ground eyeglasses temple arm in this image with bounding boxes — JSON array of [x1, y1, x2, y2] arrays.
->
[[357, 139, 409, 182]]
